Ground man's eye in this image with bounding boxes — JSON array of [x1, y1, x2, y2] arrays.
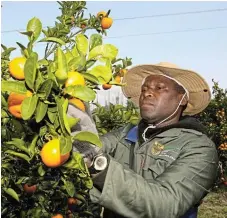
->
[[141, 87, 147, 92], [157, 86, 165, 90]]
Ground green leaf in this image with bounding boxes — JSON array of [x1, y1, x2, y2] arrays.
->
[[88, 65, 112, 84], [21, 95, 38, 120], [39, 37, 65, 45], [38, 59, 49, 66], [24, 52, 38, 90], [73, 131, 103, 148], [60, 136, 72, 155], [38, 165, 46, 176], [3, 188, 19, 202], [64, 180, 75, 197], [63, 158, 78, 169], [74, 193, 86, 204], [76, 34, 88, 56], [68, 55, 86, 71], [83, 73, 100, 85], [64, 86, 96, 102], [47, 71, 58, 89], [5, 150, 30, 162], [62, 98, 71, 134], [129, 115, 139, 125], [1, 94, 8, 107], [1, 81, 27, 94], [28, 135, 39, 157], [55, 47, 68, 85], [47, 109, 57, 124], [16, 42, 29, 58], [84, 178, 93, 189], [35, 101, 48, 123], [85, 60, 96, 69], [71, 45, 79, 57], [56, 98, 68, 135], [27, 17, 42, 42], [20, 31, 33, 37], [35, 71, 45, 91], [124, 111, 132, 120], [15, 177, 28, 185], [89, 34, 102, 51], [99, 57, 111, 68], [37, 79, 53, 99], [67, 116, 80, 129], [65, 50, 74, 64], [88, 44, 118, 61], [6, 138, 29, 154]]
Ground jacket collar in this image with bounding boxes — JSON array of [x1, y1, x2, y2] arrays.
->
[[125, 126, 138, 143]]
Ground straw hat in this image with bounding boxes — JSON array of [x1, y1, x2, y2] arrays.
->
[[122, 62, 211, 116]]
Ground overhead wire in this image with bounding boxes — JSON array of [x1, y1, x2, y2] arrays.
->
[[1, 8, 227, 33], [104, 26, 227, 39]]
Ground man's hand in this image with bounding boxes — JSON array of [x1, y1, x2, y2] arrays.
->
[[67, 103, 101, 166]]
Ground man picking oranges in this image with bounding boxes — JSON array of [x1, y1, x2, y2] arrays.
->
[[70, 62, 218, 218]]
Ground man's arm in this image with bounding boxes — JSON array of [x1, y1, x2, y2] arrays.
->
[[91, 138, 219, 218]]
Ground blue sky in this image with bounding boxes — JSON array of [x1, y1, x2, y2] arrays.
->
[[1, 1, 227, 105]]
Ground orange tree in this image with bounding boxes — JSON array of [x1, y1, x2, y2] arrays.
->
[[1, 2, 132, 217], [195, 80, 227, 188]]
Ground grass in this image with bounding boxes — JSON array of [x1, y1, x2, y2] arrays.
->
[[198, 186, 227, 218]]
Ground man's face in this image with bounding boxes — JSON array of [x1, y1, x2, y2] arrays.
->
[[139, 75, 185, 124]]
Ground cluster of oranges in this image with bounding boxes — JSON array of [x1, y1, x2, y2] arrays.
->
[[97, 11, 113, 30], [8, 57, 31, 119], [219, 143, 227, 151], [7, 58, 86, 119], [7, 58, 87, 170], [102, 68, 128, 90]]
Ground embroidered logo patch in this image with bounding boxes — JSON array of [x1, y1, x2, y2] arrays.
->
[[151, 141, 164, 155]]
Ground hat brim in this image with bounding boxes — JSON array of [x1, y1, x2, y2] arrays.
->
[[122, 64, 211, 116]]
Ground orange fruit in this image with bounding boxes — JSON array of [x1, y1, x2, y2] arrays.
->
[[80, 23, 86, 29], [52, 214, 63, 218], [115, 75, 121, 83], [9, 57, 26, 80], [69, 98, 85, 112], [120, 69, 127, 76], [40, 139, 70, 168], [102, 84, 112, 90], [23, 184, 37, 194], [8, 91, 32, 119], [97, 11, 107, 18], [68, 198, 77, 205], [101, 17, 113, 29], [65, 71, 85, 88]]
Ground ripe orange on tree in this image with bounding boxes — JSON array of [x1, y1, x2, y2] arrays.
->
[[8, 91, 32, 119], [80, 23, 86, 29], [120, 68, 128, 77], [102, 83, 112, 90], [52, 214, 63, 218], [40, 139, 70, 168], [69, 98, 86, 112], [65, 71, 85, 87], [9, 57, 26, 80], [68, 197, 78, 206], [23, 184, 37, 194], [101, 17, 113, 29], [114, 75, 121, 83]]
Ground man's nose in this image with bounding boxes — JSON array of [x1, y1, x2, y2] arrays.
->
[[144, 89, 154, 98]]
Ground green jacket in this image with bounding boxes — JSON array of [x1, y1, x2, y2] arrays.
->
[[90, 123, 219, 218]]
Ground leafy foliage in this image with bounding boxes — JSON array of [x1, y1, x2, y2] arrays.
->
[[1, 1, 132, 217], [195, 80, 227, 187], [92, 101, 140, 135]]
